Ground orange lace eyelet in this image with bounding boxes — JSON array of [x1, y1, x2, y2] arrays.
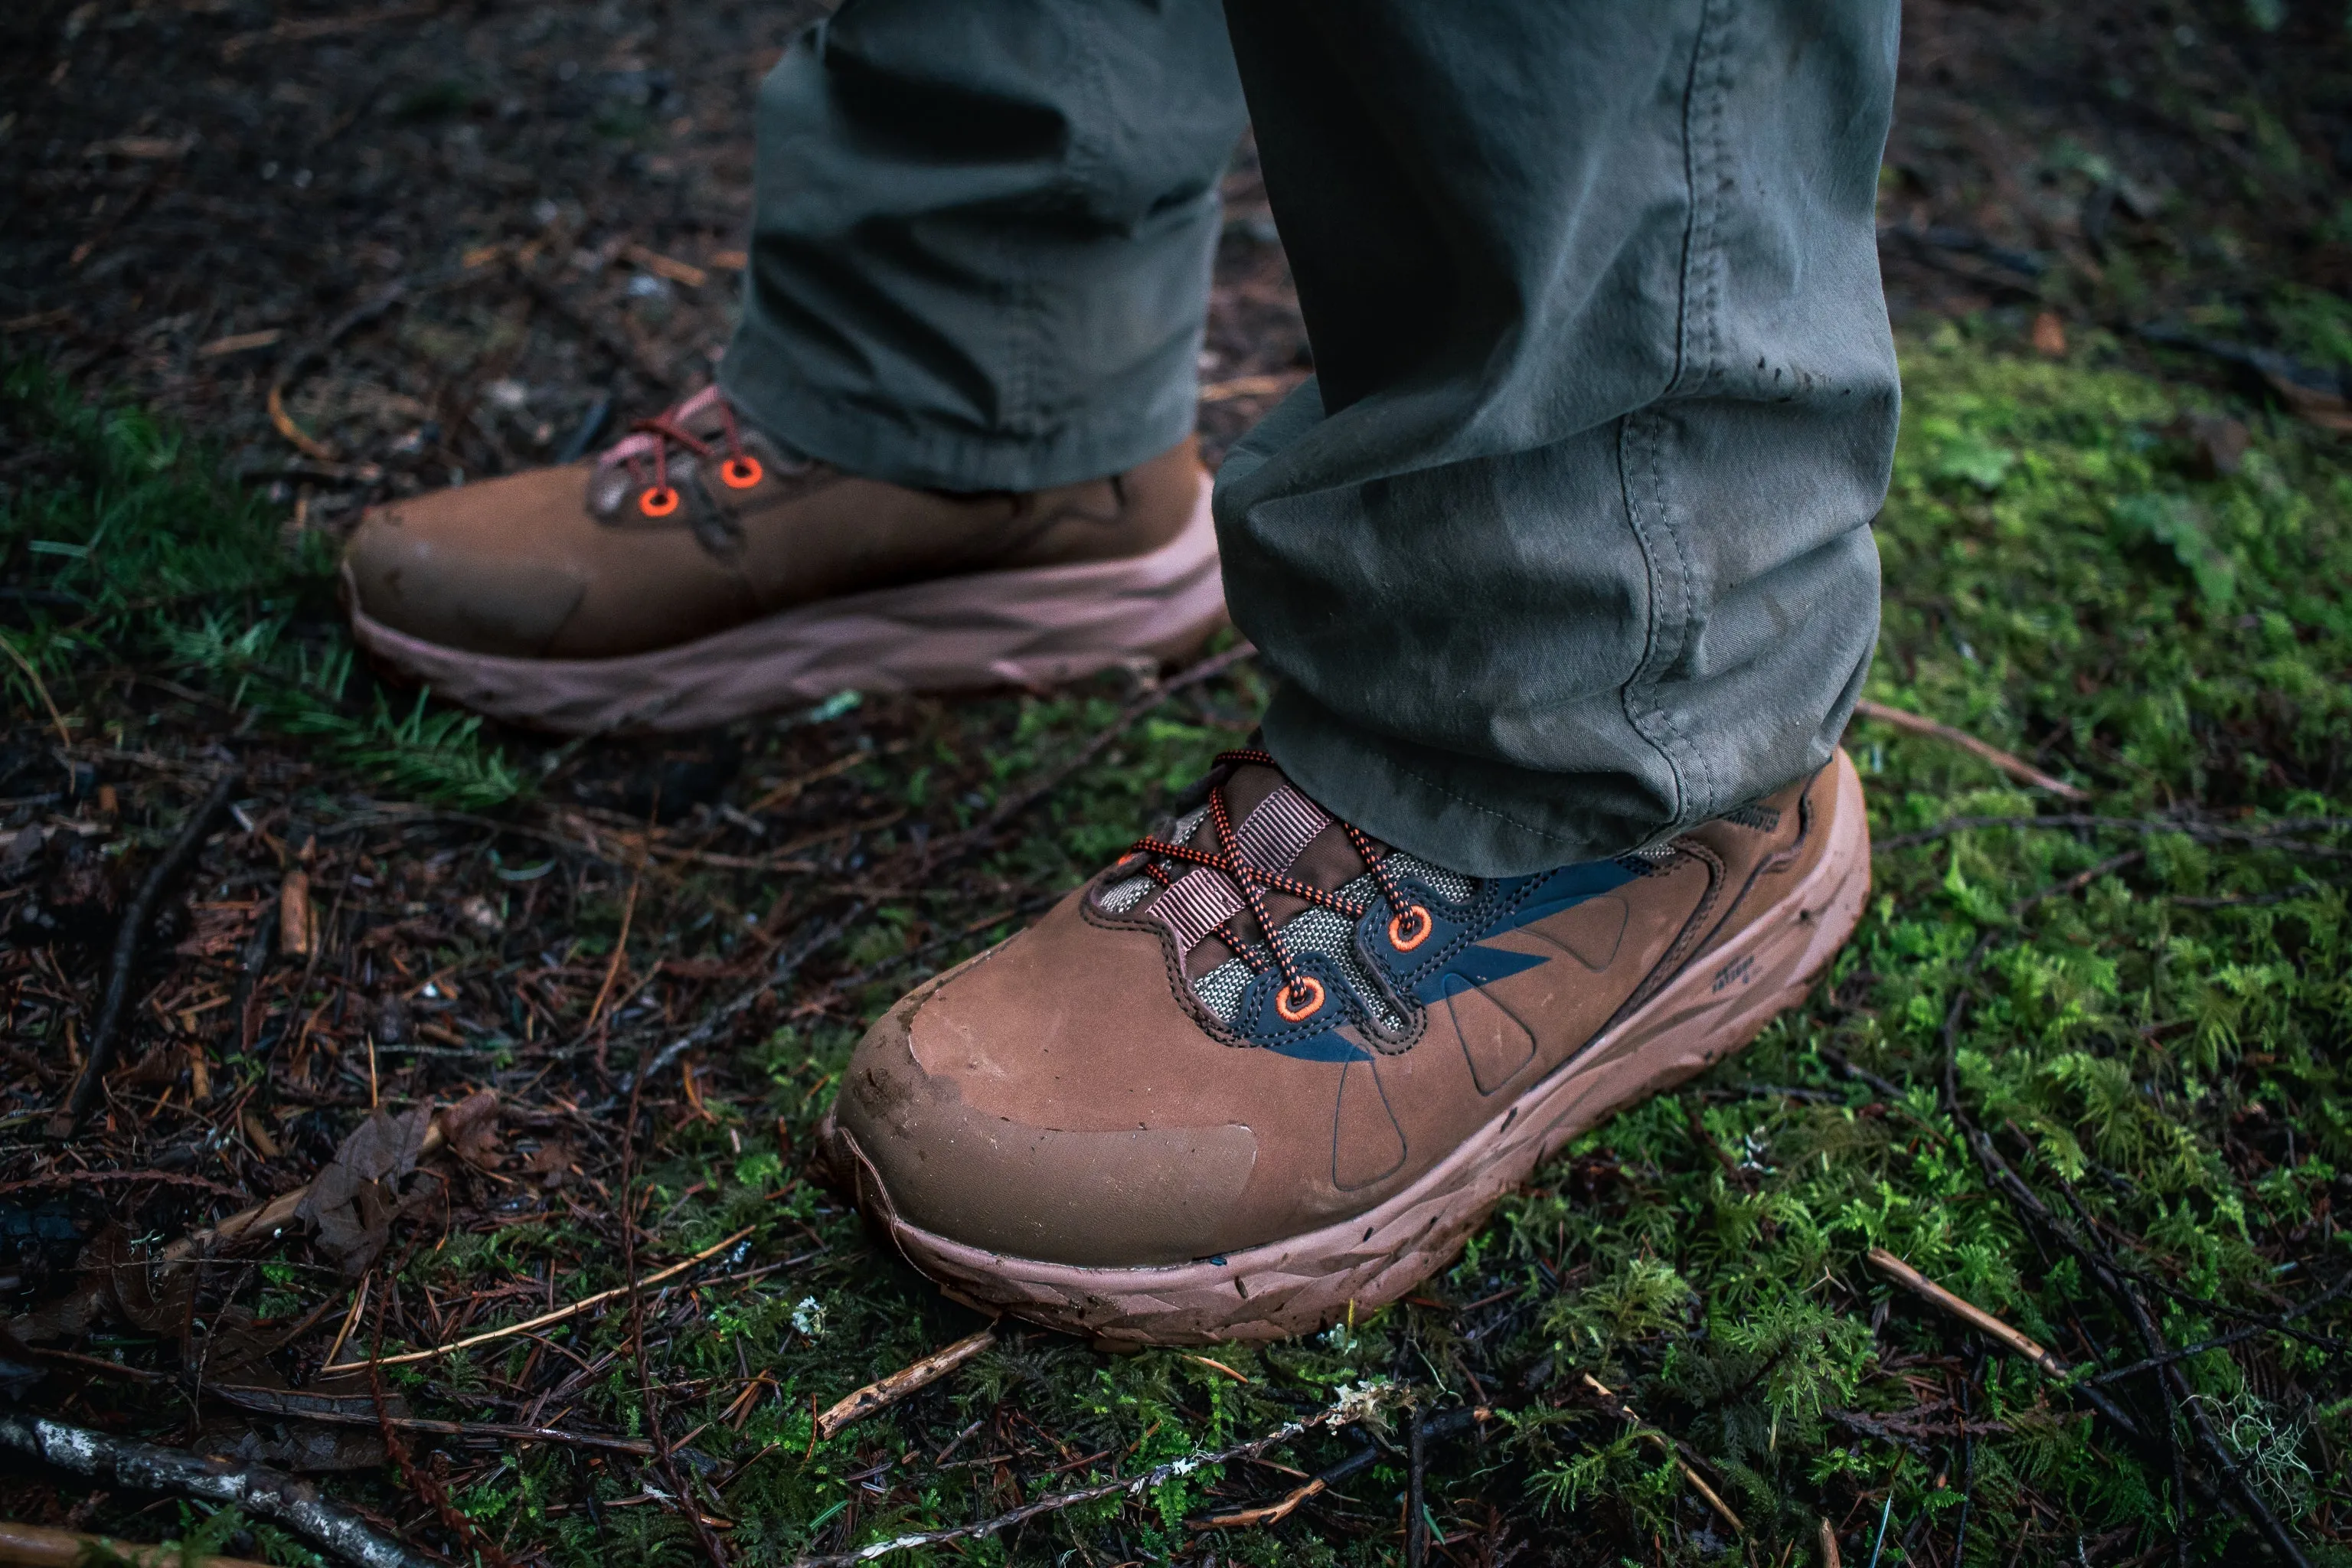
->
[[1388, 903, 1432, 952], [1275, 975, 1325, 1023], [639, 485, 681, 518], [719, 455, 763, 489]]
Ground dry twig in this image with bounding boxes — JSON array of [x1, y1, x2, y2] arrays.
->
[[1851, 698, 2089, 799], [319, 1222, 753, 1372], [1578, 1374, 1745, 1537], [789, 1383, 1403, 1567], [51, 769, 240, 1137], [1865, 1248, 2067, 1376], [815, 1329, 995, 1440]]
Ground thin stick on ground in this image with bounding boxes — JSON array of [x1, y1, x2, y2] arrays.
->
[[51, 769, 240, 1137], [609, 900, 868, 1102], [0, 1410, 432, 1568], [815, 1329, 995, 1440], [206, 1378, 658, 1455], [1932, 857, 2316, 1566], [1851, 698, 2089, 800], [1578, 1374, 1745, 1537], [789, 1383, 1405, 1567], [1865, 1249, 2068, 1377], [318, 1222, 755, 1373]]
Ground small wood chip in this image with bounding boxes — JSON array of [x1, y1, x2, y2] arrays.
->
[[815, 1328, 995, 1440], [278, 867, 312, 957], [622, 243, 708, 289], [198, 328, 284, 358], [1181, 1354, 1250, 1383]]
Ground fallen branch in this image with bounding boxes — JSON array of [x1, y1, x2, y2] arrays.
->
[[0, 1411, 431, 1568], [790, 1382, 1403, 1567], [1851, 699, 2088, 800], [815, 1329, 995, 1440], [52, 769, 240, 1137], [0, 1520, 272, 1568], [318, 1222, 755, 1372]]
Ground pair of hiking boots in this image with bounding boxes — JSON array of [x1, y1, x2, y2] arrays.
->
[[344, 390, 1870, 1345]]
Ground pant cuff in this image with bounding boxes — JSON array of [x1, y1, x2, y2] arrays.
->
[[718, 325, 1203, 494]]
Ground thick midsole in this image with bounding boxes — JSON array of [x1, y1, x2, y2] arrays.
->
[[348, 469, 1223, 734], [867, 750, 1871, 1344]]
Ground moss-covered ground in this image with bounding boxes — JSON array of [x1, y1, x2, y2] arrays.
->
[[2, 320, 2350, 1565]]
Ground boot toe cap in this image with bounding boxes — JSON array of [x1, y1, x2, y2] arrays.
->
[[345, 495, 589, 656], [833, 972, 1257, 1269]]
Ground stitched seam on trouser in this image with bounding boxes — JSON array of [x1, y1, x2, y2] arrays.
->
[[1618, 0, 1734, 836], [1617, 413, 1691, 837]]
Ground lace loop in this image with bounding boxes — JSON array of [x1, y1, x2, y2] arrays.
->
[[1123, 748, 1413, 1011], [612, 390, 757, 514]]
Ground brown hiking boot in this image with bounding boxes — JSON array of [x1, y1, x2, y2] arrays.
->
[[341, 387, 1223, 733], [822, 745, 1869, 1346]]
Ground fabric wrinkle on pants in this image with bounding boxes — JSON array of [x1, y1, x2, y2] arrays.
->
[[723, 0, 1902, 877], [721, 0, 1246, 495]]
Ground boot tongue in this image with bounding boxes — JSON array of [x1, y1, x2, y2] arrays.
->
[[1159, 756, 1380, 979]]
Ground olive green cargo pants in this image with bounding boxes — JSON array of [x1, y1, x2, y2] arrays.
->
[[720, 0, 1902, 877]]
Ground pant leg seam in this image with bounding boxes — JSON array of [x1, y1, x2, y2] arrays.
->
[[1617, 0, 1734, 831], [1616, 412, 1695, 836]]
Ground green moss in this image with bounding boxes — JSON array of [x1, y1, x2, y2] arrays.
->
[[11, 331, 2351, 1562]]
